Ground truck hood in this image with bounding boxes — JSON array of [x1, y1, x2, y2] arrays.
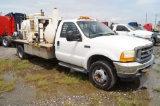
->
[[91, 35, 152, 51], [132, 30, 153, 38]]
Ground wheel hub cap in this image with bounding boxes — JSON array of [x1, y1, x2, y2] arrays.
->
[[3, 39, 7, 46], [94, 69, 107, 83]]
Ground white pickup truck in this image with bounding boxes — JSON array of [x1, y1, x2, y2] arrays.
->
[[12, 14, 155, 90], [112, 24, 154, 41]]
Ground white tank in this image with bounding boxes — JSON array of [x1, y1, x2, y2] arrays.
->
[[44, 8, 59, 44], [52, 8, 59, 26], [21, 20, 31, 32], [44, 24, 57, 43]]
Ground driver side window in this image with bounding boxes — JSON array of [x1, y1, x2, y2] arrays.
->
[[116, 25, 129, 31], [60, 22, 79, 38]]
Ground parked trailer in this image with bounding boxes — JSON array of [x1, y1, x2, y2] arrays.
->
[[0, 13, 26, 47], [143, 23, 152, 31], [0, 16, 14, 46], [13, 8, 155, 90]]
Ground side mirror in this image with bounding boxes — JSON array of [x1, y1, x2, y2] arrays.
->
[[66, 31, 82, 41], [114, 31, 118, 35]]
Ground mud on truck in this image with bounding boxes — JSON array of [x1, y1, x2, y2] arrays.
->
[[12, 8, 155, 90]]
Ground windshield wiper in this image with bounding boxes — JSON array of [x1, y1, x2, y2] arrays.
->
[[105, 33, 115, 35], [90, 33, 115, 38]]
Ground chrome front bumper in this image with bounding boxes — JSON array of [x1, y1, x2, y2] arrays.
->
[[113, 54, 155, 78]]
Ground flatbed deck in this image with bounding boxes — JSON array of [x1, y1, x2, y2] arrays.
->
[[12, 39, 55, 59], [12, 39, 53, 48]]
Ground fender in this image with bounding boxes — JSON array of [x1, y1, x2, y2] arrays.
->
[[82, 48, 120, 69]]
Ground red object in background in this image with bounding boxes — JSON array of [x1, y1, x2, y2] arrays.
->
[[0, 16, 15, 36], [102, 21, 108, 26], [143, 23, 152, 31]]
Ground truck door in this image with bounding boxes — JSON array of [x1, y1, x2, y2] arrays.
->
[[55, 22, 84, 67], [115, 25, 130, 35]]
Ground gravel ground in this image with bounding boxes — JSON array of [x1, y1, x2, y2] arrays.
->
[[0, 47, 17, 59], [0, 46, 160, 106]]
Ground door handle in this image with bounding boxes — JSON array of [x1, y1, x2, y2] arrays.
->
[[84, 45, 90, 48], [57, 41, 60, 46]]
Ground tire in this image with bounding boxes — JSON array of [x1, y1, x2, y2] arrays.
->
[[17, 45, 26, 59], [89, 60, 116, 90], [151, 38, 156, 46], [2, 36, 11, 47]]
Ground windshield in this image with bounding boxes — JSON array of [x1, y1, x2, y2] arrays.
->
[[77, 21, 115, 38], [127, 25, 136, 31], [132, 26, 146, 30]]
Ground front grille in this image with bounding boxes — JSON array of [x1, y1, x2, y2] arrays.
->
[[135, 45, 153, 63]]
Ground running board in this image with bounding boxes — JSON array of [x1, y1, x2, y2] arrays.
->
[[59, 62, 86, 72]]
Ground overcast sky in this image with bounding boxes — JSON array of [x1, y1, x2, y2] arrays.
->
[[0, 0, 160, 25]]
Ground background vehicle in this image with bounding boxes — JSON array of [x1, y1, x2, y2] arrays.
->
[[143, 23, 152, 31], [0, 12, 26, 47], [112, 24, 154, 42], [12, 9, 155, 90], [131, 25, 160, 45]]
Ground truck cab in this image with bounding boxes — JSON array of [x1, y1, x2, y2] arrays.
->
[[54, 17, 155, 90]]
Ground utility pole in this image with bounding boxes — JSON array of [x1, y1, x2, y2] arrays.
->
[[155, 14, 157, 25], [146, 13, 147, 24]]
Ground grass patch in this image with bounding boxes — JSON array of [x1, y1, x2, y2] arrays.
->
[[57, 76, 79, 85], [0, 58, 32, 73], [155, 55, 160, 58], [63, 103, 72, 106], [117, 97, 141, 106], [24, 74, 50, 82], [157, 63, 160, 66], [155, 69, 160, 73], [53, 72, 88, 85], [0, 78, 17, 94], [23, 71, 88, 92], [37, 80, 49, 88], [0, 75, 4, 81], [153, 86, 160, 92]]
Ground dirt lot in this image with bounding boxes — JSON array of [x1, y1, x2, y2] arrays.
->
[[0, 46, 160, 106]]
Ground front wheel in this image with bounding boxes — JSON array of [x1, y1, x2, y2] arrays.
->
[[89, 60, 116, 90], [151, 38, 156, 46], [2, 36, 11, 47]]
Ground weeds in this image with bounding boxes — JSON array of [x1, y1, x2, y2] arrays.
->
[[117, 97, 141, 106], [0, 78, 17, 94], [0, 58, 31, 73], [155, 69, 160, 73], [24, 74, 50, 82], [158, 63, 160, 66], [153, 86, 160, 92], [0, 75, 4, 81]]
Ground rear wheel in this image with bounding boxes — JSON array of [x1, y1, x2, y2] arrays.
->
[[17, 45, 26, 59], [2, 36, 11, 47], [89, 60, 116, 90]]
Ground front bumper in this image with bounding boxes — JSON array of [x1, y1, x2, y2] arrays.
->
[[113, 54, 155, 78]]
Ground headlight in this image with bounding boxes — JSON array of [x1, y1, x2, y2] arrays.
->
[[157, 36, 160, 38], [120, 50, 135, 62], [144, 35, 149, 38]]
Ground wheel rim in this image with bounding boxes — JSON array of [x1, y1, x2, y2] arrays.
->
[[93, 66, 108, 85], [18, 48, 23, 58], [151, 38, 155, 45], [2, 38, 7, 46]]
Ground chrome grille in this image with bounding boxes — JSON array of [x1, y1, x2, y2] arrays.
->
[[135, 45, 153, 63]]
